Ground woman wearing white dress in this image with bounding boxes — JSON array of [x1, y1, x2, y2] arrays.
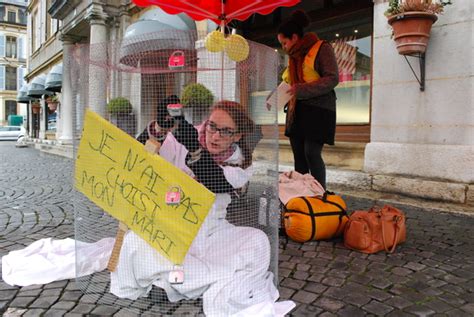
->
[[111, 100, 277, 316]]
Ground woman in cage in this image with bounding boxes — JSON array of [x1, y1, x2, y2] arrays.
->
[[111, 99, 276, 316]]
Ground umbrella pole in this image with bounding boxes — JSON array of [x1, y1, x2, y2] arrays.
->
[[220, 20, 225, 100]]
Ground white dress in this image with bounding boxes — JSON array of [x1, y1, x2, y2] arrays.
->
[[110, 133, 278, 316]]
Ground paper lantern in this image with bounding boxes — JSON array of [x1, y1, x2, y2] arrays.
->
[[225, 34, 249, 62], [204, 31, 225, 52]]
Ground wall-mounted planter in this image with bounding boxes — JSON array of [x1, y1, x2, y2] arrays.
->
[[31, 103, 41, 114], [388, 11, 438, 55]]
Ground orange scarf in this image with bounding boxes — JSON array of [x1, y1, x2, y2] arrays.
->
[[286, 33, 319, 128]]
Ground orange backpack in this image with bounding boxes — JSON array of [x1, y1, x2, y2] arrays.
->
[[283, 192, 348, 242]]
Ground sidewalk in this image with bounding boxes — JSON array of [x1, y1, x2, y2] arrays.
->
[[1, 142, 473, 316], [35, 139, 474, 206]]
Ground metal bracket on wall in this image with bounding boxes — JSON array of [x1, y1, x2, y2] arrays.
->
[[403, 52, 426, 91]]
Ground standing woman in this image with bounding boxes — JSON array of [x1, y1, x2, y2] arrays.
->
[[278, 10, 339, 189]]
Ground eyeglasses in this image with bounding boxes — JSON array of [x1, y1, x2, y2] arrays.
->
[[205, 120, 237, 138]]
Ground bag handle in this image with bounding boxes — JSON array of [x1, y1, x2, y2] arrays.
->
[[381, 214, 403, 253], [320, 192, 347, 239]]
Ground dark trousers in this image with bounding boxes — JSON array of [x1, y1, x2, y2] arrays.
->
[[289, 136, 326, 189]]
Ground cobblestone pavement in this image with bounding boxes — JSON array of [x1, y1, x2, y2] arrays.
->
[[0, 141, 473, 316]]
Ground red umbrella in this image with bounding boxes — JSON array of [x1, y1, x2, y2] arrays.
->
[[132, 0, 300, 25]]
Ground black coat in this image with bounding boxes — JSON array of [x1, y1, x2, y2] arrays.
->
[[285, 41, 339, 145]]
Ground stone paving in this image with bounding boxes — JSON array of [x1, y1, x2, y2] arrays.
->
[[0, 141, 474, 316]]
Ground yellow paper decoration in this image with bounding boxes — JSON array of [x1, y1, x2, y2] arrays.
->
[[225, 34, 250, 62], [204, 31, 225, 52]]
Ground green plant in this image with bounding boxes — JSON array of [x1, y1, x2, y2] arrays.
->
[[181, 83, 214, 109], [107, 97, 132, 114], [385, 0, 452, 17]]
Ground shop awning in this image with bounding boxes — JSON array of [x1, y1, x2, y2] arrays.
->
[[16, 83, 32, 103], [27, 74, 53, 98], [45, 64, 62, 92], [132, 0, 300, 25], [119, 7, 196, 67]]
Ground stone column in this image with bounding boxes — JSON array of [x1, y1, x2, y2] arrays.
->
[[87, 9, 108, 117], [58, 39, 74, 144]]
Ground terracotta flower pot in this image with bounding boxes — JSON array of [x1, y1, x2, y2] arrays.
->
[[31, 103, 41, 114], [387, 11, 438, 55]]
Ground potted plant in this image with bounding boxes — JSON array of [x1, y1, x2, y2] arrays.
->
[[31, 100, 41, 114], [180, 83, 214, 124], [385, 0, 452, 55], [106, 97, 136, 136], [46, 95, 60, 111]]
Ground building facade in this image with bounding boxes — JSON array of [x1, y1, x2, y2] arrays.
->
[[24, 0, 61, 140], [0, 0, 27, 126]]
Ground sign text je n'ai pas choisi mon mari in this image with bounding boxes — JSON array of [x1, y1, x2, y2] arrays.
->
[[74, 109, 215, 264]]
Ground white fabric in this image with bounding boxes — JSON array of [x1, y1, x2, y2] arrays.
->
[[1, 237, 115, 287], [231, 300, 296, 317], [110, 134, 293, 316]]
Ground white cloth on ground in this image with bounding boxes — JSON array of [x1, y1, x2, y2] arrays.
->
[[1, 237, 115, 286], [110, 133, 293, 316], [231, 300, 296, 317], [278, 170, 325, 204]]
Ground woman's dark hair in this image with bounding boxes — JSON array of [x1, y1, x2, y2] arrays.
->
[[210, 100, 260, 168], [277, 10, 310, 39]]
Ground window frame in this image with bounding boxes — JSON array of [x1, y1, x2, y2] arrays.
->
[[7, 10, 16, 23], [5, 65, 17, 91], [5, 36, 16, 58]]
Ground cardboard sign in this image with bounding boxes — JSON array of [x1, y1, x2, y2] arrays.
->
[[74, 109, 215, 264]]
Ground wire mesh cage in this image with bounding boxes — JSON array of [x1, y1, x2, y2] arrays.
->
[[71, 29, 280, 315]]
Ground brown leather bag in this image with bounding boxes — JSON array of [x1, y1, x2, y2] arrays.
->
[[344, 205, 406, 254]]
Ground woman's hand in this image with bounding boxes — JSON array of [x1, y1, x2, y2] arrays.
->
[[173, 119, 201, 152], [156, 95, 179, 129]]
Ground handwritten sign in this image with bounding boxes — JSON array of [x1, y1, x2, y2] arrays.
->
[[74, 109, 215, 264]]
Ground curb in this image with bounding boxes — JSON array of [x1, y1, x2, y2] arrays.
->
[[279, 164, 473, 207]]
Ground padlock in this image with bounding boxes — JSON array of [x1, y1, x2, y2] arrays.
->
[[165, 186, 181, 205], [168, 265, 184, 284], [168, 51, 185, 69], [166, 103, 183, 117]]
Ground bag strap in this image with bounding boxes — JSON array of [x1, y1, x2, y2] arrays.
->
[[318, 192, 347, 215], [280, 203, 290, 249], [301, 197, 317, 242], [381, 214, 403, 253], [316, 193, 347, 239]]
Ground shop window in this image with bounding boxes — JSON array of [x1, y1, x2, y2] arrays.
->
[[241, 1, 373, 128], [331, 33, 371, 124], [316, 20, 372, 125]]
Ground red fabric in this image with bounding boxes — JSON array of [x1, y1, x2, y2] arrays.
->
[[132, 0, 300, 25]]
